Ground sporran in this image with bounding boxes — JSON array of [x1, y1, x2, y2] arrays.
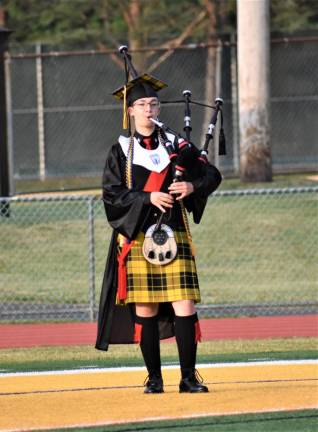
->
[[142, 222, 177, 265]]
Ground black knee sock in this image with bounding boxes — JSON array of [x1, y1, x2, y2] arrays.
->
[[136, 315, 161, 377], [174, 313, 199, 379]]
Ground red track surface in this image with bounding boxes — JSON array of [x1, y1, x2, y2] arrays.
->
[[0, 315, 317, 349]]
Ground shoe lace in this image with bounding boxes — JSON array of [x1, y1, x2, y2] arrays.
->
[[193, 369, 204, 384], [143, 372, 161, 386], [143, 375, 150, 386]]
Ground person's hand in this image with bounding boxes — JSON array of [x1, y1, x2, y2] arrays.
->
[[150, 192, 174, 213], [168, 181, 194, 200]]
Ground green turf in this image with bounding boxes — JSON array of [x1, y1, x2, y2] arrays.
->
[[0, 338, 316, 373], [15, 176, 102, 194], [191, 191, 317, 305], [34, 410, 318, 432], [219, 172, 318, 191]]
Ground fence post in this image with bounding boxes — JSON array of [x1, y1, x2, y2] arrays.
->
[[4, 50, 14, 195], [87, 197, 96, 321], [0, 27, 12, 217], [36, 43, 46, 181], [231, 33, 239, 175]]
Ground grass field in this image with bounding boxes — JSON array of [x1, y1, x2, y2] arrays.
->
[[0, 337, 317, 373], [0, 175, 317, 311], [191, 191, 317, 305]]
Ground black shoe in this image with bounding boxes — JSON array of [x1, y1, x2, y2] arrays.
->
[[179, 369, 209, 393], [144, 373, 164, 394]]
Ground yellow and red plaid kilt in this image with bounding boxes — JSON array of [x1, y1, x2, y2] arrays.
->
[[117, 230, 200, 304]]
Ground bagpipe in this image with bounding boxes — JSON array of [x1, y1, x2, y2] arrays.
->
[[118, 45, 225, 265], [118, 45, 226, 178]]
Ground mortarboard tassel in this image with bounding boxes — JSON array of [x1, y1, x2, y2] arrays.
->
[[123, 85, 128, 129]]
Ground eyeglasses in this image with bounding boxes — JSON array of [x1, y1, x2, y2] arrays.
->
[[133, 101, 160, 110]]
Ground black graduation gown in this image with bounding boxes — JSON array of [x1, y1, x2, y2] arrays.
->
[[95, 139, 222, 351]]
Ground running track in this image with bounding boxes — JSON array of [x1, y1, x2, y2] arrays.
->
[[0, 315, 317, 349]]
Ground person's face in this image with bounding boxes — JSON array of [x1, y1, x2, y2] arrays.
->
[[128, 97, 160, 130]]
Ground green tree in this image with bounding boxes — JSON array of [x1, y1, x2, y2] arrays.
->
[[271, 0, 318, 32], [2, 0, 318, 49], [2, 0, 106, 47], [2, 0, 236, 49]]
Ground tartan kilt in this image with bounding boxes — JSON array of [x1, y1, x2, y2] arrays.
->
[[118, 230, 201, 304]]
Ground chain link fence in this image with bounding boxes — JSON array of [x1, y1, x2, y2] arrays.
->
[[5, 35, 318, 194], [0, 187, 317, 322]]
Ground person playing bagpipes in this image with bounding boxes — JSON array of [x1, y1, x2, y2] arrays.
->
[[95, 46, 222, 393]]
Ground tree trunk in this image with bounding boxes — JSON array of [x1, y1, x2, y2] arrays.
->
[[0, 6, 6, 27], [125, 0, 145, 72], [237, 0, 272, 182], [147, 9, 207, 73]]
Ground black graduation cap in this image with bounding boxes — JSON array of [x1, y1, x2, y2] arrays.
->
[[113, 73, 167, 129], [113, 73, 167, 103], [113, 47, 167, 128]]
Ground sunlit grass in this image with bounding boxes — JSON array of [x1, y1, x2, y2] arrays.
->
[[1, 173, 317, 309], [0, 338, 317, 373]]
